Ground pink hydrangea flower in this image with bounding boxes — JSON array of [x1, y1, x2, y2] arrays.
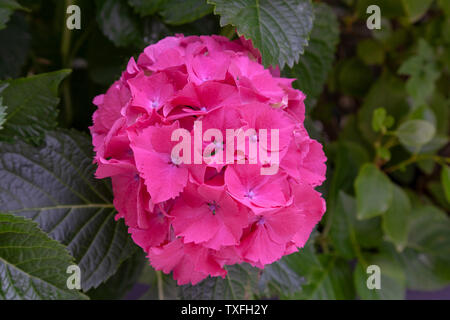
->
[[90, 34, 327, 285]]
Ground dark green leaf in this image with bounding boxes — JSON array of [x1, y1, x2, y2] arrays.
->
[[441, 166, 450, 203], [358, 72, 409, 142], [258, 258, 305, 298], [0, 70, 70, 144], [160, 0, 213, 25], [382, 185, 411, 251], [353, 251, 406, 300], [282, 2, 339, 107], [336, 58, 373, 97], [355, 163, 393, 219], [87, 249, 146, 299], [0, 213, 87, 300], [0, 130, 136, 291], [128, 0, 163, 16], [329, 192, 383, 259], [400, 0, 433, 23], [0, 13, 31, 79], [357, 39, 385, 65], [180, 263, 259, 299], [398, 39, 440, 106], [0, 0, 25, 30], [285, 245, 355, 300], [0, 83, 6, 130], [96, 0, 141, 47], [208, 0, 314, 68], [398, 206, 450, 290]]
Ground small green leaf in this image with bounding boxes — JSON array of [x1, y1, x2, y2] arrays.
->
[[395, 119, 436, 148], [376, 146, 391, 161], [372, 108, 387, 132], [160, 0, 213, 25], [355, 163, 393, 219], [441, 166, 450, 203], [208, 0, 314, 68], [0, 70, 71, 144], [0, 213, 87, 300], [382, 185, 411, 251]]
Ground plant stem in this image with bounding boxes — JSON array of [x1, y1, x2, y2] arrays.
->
[[156, 271, 164, 300], [385, 154, 450, 173], [61, 0, 75, 127]]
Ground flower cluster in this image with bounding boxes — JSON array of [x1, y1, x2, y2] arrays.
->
[[90, 35, 326, 285]]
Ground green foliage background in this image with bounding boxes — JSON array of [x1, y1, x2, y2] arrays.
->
[[0, 0, 449, 300]]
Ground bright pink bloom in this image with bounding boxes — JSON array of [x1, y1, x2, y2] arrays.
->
[[90, 34, 327, 285]]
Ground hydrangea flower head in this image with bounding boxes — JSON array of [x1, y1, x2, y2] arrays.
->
[[90, 35, 327, 285]]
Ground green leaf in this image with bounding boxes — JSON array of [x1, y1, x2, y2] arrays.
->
[[0, 13, 31, 79], [208, 0, 314, 68], [0, 213, 87, 300], [0, 83, 7, 130], [355, 163, 393, 219], [160, 0, 213, 25], [372, 108, 387, 132], [438, 0, 450, 16], [441, 166, 450, 203], [400, 0, 433, 23], [180, 263, 259, 299], [0, 70, 70, 144], [87, 249, 146, 300], [382, 185, 411, 251], [398, 39, 440, 106], [139, 266, 179, 300], [96, 0, 141, 47], [329, 192, 383, 259], [128, 0, 163, 16], [0, 0, 25, 30], [396, 206, 450, 290], [282, 2, 339, 107], [0, 130, 136, 291], [258, 258, 305, 298], [358, 72, 409, 143], [284, 242, 355, 300], [395, 120, 436, 148], [328, 140, 370, 202], [353, 250, 406, 300], [357, 39, 385, 65], [336, 58, 373, 98]]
